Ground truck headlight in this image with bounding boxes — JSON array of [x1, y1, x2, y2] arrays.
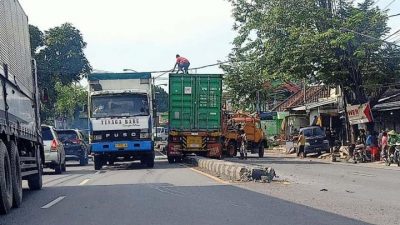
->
[[94, 135, 102, 140], [140, 133, 150, 139]]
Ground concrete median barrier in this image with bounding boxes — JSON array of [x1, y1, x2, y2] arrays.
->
[[186, 156, 275, 182]]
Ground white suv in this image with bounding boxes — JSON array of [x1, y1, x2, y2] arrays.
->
[[41, 125, 66, 174]]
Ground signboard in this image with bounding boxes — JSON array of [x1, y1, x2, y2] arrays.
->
[[347, 103, 373, 125]]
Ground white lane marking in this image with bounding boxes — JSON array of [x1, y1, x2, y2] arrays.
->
[[95, 171, 101, 175], [79, 179, 91, 185], [352, 172, 375, 177], [41, 196, 66, 209]]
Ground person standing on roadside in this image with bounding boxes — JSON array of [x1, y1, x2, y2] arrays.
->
[[172, 54, 190, 74], [238, 129, 247, 160], [297, 131, 306, 158], [381, 132, 388, 160]]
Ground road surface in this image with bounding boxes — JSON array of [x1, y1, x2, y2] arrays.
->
[[0, 153, 373, 225], [225, 151, 400, 225]]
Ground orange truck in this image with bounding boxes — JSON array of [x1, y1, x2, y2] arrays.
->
[[222, 112, 266, 158]]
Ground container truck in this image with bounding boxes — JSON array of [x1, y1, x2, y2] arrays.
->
[[0, 0, 44, 214], [167, 74, 223, 163], [88, 73, 154, 170]]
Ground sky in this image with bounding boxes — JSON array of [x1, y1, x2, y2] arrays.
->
[[18, 0, 400, 85], [18, 0, 236, 84]]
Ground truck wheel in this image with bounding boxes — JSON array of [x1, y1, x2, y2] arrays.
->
[[28, 147, 43, 191], [258, 144, 264, 158], [0, 141, 12, 214], [146, 158, 155, 168], [94, 155, 103, 170], [167, 156, 175, 164], [10, 141, 22, 208], [227, 143, 236, 157]]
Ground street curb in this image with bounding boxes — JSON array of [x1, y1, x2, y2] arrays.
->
[[186, 156, 276, 182]]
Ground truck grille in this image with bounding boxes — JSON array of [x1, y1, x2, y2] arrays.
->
[[92, 130, 140, 142]]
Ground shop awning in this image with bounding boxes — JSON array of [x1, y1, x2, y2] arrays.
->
[[373, 101, 400, 111], [292, 98, 338, 111]]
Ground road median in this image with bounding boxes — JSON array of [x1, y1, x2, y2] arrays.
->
[[186, 156, 276, 182]]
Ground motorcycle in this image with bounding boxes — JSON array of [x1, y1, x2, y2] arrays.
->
[[353, 144, 371, 163], [384, 144, 400, 167]]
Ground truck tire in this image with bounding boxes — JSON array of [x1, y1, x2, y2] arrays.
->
[[10, 141, 22, 208], [28, 147, 43, 191], [0, 141, 12, 214], [227, 142, 236, 158], [80, 156, 87, 166], [167, 156, 175, 164], [258, 143, 264, 158], [94, 155, 103, 170], [146, 152, 155, 168], [146, 158, 155, 168]]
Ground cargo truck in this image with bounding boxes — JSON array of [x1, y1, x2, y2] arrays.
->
[[0, 0, 44, 214], [167, 74, 223, 163], [88, 73, 154, 170]]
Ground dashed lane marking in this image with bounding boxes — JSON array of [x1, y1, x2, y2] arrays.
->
[[79, 179, 91, 185], [41, 196, 66, 209]]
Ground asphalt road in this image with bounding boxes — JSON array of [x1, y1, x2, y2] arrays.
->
[[225, 151, 400, 225], [0, 153, 375, 225]]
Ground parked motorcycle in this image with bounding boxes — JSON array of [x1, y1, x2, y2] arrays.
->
[[384, 144, 400, 167], [353, 144, 371, 163]]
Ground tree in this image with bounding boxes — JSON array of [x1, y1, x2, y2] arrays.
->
[[29, 23, 91, 122], [29, 25, 44, 55], [224, 0, 400, 107], [54, 82, 87, 119], [154, 86, 168, 112]]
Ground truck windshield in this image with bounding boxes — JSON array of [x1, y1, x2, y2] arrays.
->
[[91, 93, 149, 118]]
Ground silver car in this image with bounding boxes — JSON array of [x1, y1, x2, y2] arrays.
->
[[41, 125, 66, 174]]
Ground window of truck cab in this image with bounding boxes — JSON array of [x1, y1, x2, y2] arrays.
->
[[91, 93, 149, 118]]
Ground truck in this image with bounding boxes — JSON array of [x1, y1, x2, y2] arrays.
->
[[167, 74, 223, 163], [88, 73, 155, 170], [222, 112, 266, 158], [0, 0, 44, 214]]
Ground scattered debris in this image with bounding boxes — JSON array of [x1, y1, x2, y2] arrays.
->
[[346, 190, 355, 193], [320, 188, 328, 191]]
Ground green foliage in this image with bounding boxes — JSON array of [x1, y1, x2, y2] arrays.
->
[[29, 23, 91, 121], [54, 82, 87, 118], [225, 0, 400, 106], [154, 86, 168, 112]]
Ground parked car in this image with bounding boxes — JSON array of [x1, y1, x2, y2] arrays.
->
[[41, 125, 66, 174], [56, 129, 89, 166], [299, 126, 330, 156]]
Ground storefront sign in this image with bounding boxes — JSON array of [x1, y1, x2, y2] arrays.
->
[[347, 103, 373, 125]]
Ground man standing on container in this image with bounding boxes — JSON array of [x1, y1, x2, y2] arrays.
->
[[172, 54, 190, 74]]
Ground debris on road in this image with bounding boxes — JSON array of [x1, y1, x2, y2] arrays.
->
[[320, 188, 328, 192]]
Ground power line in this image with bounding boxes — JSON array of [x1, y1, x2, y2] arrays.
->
[[383, 0, 397, 10], [389, 12, 400, 17], [340, 28, 400, 47], [384, 28, 400, 40]]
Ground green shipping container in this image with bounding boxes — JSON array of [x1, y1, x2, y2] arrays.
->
[[169, 74, 223, 132]]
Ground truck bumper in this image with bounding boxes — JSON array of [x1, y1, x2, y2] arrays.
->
[[91, 140, 153, 153]]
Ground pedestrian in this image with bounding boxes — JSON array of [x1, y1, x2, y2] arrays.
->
[[378, 130, 384, 148], [238, 129, 247, 160], [359, 129, 366, 145], [297, 131, 306, 158], [172, 54, 190, 74], [381, 132, 388, 160]]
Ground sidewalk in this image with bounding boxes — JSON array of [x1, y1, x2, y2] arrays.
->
[[267, 147, 400, 171]]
